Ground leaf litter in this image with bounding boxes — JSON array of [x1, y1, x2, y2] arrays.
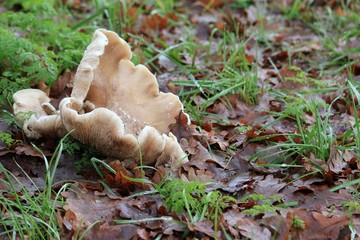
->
[[1, 0, 359, 239]]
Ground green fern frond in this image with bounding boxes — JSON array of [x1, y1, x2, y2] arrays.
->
[[0, 8, 91, 105], [0, 28, 58, 102], [158, 179, 236, 222]]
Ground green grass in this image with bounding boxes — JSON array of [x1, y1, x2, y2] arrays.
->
[[90, 156, 235, 238], [306, 2, 360, 75], [171, 30, 260, 124], [346, 81, 360, 160], [241, 1, 360, 177], [1, 0, 360, 238], [248, 90, 337, 174], [0, 135, 70, 239], [248, 77, 359, 180], [273, 0, 306, 20]]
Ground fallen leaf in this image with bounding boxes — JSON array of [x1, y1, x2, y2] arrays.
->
[[169, 112, 201, 141], [83, 222, 139, 240], [118, 202, 152, 220], [327, 145, 348, 174], [62, 208, 78, 231], [253, 174, 286, 197], [63, 188, 121, 218], [203, 128, 229, 150], [50, 69, 74, 99], [283, 208, 349, 240], [185, 167, 215, 182], [162, 219, 187, 235], [141, 13, 168, 32], [158, 55, 177, 72], [237, 218, 272, 240], [193, 220, 218, 238], [0, 175, 44, 196], [183, 138, 227, 170], [261, 214, 289, 240], [103, 160, 147, 194], [222, 172, 252, 192], [15, 143, 52, 157]]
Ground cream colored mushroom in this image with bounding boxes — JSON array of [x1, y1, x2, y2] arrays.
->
[[59, 29, 189, 168], [13, 89, 50, 123], [13, 89, 66, 139]]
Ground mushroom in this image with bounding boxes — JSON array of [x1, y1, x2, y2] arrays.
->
[[12, 29, 189, 169], [60, 29, 189, 168], [13, 89, 66, 139], [13, 89, 50, 123]]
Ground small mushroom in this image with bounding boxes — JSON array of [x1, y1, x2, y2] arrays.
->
[[13, 89, 66, 139], [13, 89, 50, 123], [60, 29, 189, 168]]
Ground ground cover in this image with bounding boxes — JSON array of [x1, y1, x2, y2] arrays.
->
[[0, 0, 359, 239]]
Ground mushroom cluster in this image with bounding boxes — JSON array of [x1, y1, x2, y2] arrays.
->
[[13, 29, 189, 169]]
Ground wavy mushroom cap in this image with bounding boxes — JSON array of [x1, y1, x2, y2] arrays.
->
[[70, 29, 186, 135], [61, 29, 189, 168], [12, 29, 189, 169]]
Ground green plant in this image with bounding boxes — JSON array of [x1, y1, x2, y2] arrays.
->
[[99, 0, 141, 35], [63, 137, 100, 171], [343, 201, 360, 238], [172, 31, 260, 123], [306, 3, 360, 76], [3, 0, 57, 14], [330, 178, 360, 193], [281, 66, 326, 88], [0, 1, 92, 105], [153, 0, 175, 13], [241, 194, 281, 216], [229, 0, 254, 9], [213, 63, 259, 106], [343, 201, 360, 213], [0, 11, 91, 72], [156, 179, 236, 237], [62, 136, 82, 156], [347, 81, 360, 160], [292, 216, 305, 230], [0, 131, 16, 148], [0, 134, 71, 239], [318, 36, 359, 76], [217, 30, 259, 106], [272, 0, 316, 21], [249, 92, 336, 173], [159, 180, 205, 216], [91, 158, 236, 238], [300, 100, 334, 160], [0, 28, 58, 104], [1, 110, 21, 127], [282, 0, 304, 20]]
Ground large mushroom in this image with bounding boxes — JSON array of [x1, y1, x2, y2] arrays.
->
[[14, 29, 189, 169]]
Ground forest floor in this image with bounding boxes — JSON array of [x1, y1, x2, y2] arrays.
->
[[0, 0, 360, 239]]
